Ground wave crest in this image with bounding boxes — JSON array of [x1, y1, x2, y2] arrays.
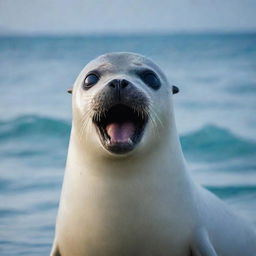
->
[[0, 115, 70, 141], [181, 125, 256, 162]]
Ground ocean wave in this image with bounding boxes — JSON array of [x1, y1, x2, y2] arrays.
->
[[180, 125, 256, 162], [206, 185, 256, 199], [0, 115, 70, 167], [0, 115, 70, 140], [0, 115, 256, 163]]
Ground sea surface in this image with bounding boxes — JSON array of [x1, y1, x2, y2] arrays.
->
[[0, 33, 256, 255]]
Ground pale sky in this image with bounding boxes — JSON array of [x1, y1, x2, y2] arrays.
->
[[0, 0, 256, 35]]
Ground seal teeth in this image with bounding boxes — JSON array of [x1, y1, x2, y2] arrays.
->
[[106, 138, 111, 145], [127, 138, 133, 145]]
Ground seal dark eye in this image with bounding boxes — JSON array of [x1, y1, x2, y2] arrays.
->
[[141, 71, 161, 90], [83, 74, 99, 89]]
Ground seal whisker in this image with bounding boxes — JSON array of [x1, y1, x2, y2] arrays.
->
[[149, 100, 164, 129], [80, 109, 94, 139], [145, 102, 160, 137], [149, 113, 159, 137], [80, 116, 89, 138]]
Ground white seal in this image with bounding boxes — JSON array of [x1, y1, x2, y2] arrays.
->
[[50, 52, 256, 256]]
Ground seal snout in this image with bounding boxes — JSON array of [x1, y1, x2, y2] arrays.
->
[[108, 78, 130, 89], [92, 82, 149, 154], [107, 78, 131, 101]]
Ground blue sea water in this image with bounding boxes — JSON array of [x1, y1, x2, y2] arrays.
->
[[0, 33, 256, 255]]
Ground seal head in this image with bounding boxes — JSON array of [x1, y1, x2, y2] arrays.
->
[[72, 52, 175, 156]]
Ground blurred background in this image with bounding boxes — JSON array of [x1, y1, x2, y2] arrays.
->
[[0, 0, 256, 255]]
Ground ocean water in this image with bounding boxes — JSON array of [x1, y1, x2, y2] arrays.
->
[[0, 34, 256, 255]]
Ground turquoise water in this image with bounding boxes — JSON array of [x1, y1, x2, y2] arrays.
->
[[0, 34, 256, 255]]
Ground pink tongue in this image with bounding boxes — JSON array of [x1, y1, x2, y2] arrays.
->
[[106, 122, 135, 143]]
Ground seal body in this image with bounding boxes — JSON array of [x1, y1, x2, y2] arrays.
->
[[51, 53, 256, 256]]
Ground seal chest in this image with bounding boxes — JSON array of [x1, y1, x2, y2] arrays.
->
[[51, 52, 256, 256]]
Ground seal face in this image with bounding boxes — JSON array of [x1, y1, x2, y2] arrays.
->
[[74, 52, 169, 155], [91, 78, 150, 154]]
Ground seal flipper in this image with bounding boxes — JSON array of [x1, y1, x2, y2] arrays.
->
[[190, 228, 218, 256]]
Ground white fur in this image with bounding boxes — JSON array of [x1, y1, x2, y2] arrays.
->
[[51, 53, 256, 256]]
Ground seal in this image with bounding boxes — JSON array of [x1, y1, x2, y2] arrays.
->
[[50, 52, 256, 256]]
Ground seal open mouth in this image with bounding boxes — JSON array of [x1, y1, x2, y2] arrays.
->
[[93, 104, 148, 154]]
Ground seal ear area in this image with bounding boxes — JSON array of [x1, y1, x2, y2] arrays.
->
[[172, 85, 179, 94], [67, 88, 73, 94]]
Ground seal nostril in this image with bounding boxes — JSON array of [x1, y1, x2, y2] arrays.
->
[[109, 79, 130, 89], [109, 79, 120, 88], [120, 79, 129, 88]]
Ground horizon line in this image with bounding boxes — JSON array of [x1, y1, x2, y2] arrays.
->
[[1, 29, 256, 38]]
